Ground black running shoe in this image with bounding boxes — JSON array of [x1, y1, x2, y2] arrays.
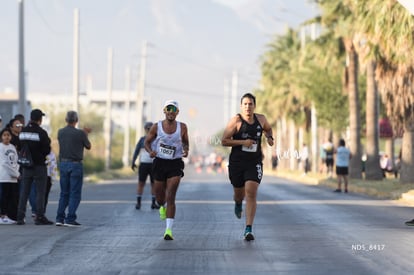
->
[[35, 216, 53, 225], [64, 221, 81, 227], [405, 219, 414, 226], [135, 197, 141, 210], [151, 201, 160, 209], [244, 228, 255, 241], [234, 202, 242, 219]]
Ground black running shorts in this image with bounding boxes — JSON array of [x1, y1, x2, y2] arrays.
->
[[228, 161, 263, 188], [336, 166, 348, 175], [152, 157, 184, 182], [138, 162, 154, 183], [326, 158, 334, 167]]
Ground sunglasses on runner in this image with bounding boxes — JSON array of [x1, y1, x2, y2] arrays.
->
[[164, 105, 178, 112]]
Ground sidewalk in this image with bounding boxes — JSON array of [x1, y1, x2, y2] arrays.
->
[[267, 169, 414, 206]]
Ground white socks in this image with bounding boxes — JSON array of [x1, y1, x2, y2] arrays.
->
[[166, 218, 174, 230]]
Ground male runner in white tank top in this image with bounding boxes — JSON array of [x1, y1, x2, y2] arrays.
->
[[144, 100, 189, 240]]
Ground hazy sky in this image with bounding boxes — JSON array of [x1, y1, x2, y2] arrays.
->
[[0, 0, 319, 141]]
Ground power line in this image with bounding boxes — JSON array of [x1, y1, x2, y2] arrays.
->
[[151, 43, 262, 87], [151, 44, 231, 75], [30, 0, 71, 36], [147, 83, 222, 98]]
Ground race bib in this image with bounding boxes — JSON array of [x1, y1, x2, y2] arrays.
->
[[242, 143, 257, 153], [158, 143, 176, 159]]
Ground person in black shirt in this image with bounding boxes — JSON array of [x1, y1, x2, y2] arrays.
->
[[221, 93, 274, 241], [323, 139, 334, 178], [16, 109, 53, 225]]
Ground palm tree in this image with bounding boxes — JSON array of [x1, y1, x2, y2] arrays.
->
[[260, 28, 307, 169], [298, 31, 349, 133], [349, 0, 414, 183], [350, 30, 382, 180], [316, 0, 363, 178], [260, 29, 305, 123], [364, 60, 383, 180]]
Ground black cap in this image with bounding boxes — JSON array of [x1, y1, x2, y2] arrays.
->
[[144, 122, 153, 129], [30, 109, 45, 121]]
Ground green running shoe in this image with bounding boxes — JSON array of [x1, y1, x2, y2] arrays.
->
[[164, 228, 174, 240], [234, 202, 242, 219], [159, 206, 166, 220]]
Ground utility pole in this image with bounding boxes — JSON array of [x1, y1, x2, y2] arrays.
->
[[136, 40, 147, 143], [73, 8, 80, 113], [310, 24, 319, 173], [18, 0, 26, 116], [104, 48, 113, 171], [311, 103, 318, 172], [122, 66, 131, 168]]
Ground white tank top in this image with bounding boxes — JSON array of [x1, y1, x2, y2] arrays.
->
[[152, 121, 183, 159], [140, 148, 153, 163]]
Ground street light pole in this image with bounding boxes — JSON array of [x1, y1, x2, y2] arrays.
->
[[18, 0, 26, 116], [136, 40, 147, 143], [104, 48, 113, 171], [73, 8, 80, 113]]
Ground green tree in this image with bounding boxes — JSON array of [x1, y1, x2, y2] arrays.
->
[[316, 0, 363, 178], [260, 28, 306, 125], [298, 31, 349, 134], [259, 28, 317, 169], [349, 0, 414, 183]]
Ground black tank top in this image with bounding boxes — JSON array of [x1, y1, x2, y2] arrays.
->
[[229, 114, 263, 163]]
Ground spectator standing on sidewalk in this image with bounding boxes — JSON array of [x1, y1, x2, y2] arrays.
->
[[0, 127, 20, 224], [323, 139, 334, 177], [333, 139, 351, 193], [55, 111, 91, 227], [301, 143, 310, 175], [16, 109, 53, 225]]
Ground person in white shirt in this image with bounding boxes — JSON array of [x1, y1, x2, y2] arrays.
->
[[334, 139, 352, 193], [0, 128, 20, 224], [380, 154, 393, 178]]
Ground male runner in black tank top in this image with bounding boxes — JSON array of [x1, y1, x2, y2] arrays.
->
[[222, 93, 274, 241]]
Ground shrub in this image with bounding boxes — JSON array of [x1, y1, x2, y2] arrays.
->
[[83, 156, 105, 174]]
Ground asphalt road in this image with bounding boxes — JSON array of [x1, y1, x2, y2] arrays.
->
[[1, 166, 414, 275]]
